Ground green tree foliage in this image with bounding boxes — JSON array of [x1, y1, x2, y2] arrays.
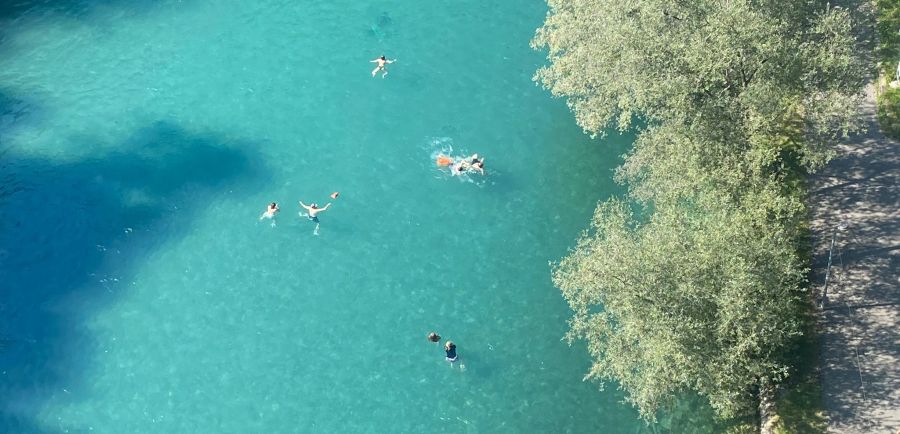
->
[[555, 195, 805, 420], [533, 0, 863, 168], [875, 0, 900, 140], [533, 0, 865, 421], [876, 0, 900, 78], [877, 87, 900, 138]]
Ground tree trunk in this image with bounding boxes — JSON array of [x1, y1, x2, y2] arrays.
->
[[759, 378, 778, 434]]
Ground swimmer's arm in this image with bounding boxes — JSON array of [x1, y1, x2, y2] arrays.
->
[[322, 203, 332, 211], [298, 201, 309, 210]]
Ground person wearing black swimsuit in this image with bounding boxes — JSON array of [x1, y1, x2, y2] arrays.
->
[[468, 154, 485, 175], [444, 341, 457, 363]]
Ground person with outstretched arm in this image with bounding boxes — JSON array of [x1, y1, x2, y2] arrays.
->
[[370, 55, 396, 78], [299, 201, 331, 235], [299, 201, 331, 222]]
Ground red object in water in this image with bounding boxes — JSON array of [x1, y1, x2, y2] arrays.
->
[[330, 192, 339, 199]]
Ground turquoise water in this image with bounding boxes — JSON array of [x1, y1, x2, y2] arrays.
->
[[0, 0, 672, 432]]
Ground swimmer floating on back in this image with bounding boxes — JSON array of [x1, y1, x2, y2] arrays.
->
[[370, 55, 396, 78]]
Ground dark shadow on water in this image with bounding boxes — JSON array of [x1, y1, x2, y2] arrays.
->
[[0, 89, 49, 149], [0, 121, 266, 433], [0, 0, 165, 23]]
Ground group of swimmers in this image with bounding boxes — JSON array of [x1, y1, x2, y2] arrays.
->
[[372, 55, 488, 177], [258, 56, 476, 365], [436, 153, 486, 176], [373, 55, 489, 177], [259, 198, 333, 234], [427, 332, 458, 365]]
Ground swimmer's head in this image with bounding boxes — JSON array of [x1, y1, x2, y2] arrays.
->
[[380, 55, 386, 60], [311, 203, 318, 209], [270, 202, 277, 207], [445, 341, 455, 349], [427, 332, 441, 342]]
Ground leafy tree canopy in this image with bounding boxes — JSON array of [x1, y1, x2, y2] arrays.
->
[[535, 0, 866, 422], [555, 194, 805, 420], [533, 0, 863, 170]]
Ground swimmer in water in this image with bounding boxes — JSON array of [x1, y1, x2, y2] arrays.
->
[[370, 55, 395, 78], [451, 160, 469, 176], [468, 154, 485, 175], [299, 201, 331, 222], [299, 201, 331, 235], [259, 202, 279, 220], [445, 341, 458, 363], [427, 332, 441, 343]]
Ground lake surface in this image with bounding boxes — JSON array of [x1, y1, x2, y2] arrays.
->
[[0, 0, 686, 432]]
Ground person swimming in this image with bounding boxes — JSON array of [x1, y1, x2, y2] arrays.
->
[[451, 160, 469, 176], [259, 202, 279, 220], [444, 341, 457, 363], [468, 154, 485, 175], [441, 154, 485, 176], [299, 201, 331, 222], [427, 332, 441, 343], [370, 55, 396, 78], [299, 201, 332, 235]]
